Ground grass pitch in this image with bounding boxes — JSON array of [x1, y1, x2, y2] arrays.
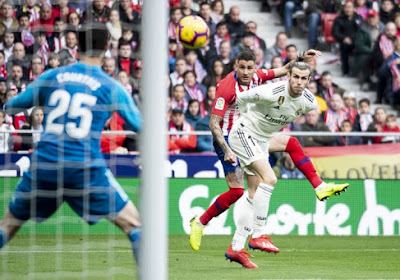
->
[[1, 235, 399, 279]]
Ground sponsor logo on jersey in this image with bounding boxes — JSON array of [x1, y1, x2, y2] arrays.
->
[[278, 96, 285, 105], [215, 97, 225, 110], [296, 109, 303, 116]]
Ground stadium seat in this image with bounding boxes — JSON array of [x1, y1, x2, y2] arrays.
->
[[320, 13, 338, 44]]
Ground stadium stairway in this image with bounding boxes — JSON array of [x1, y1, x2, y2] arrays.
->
[[223, 0, 398, 117]]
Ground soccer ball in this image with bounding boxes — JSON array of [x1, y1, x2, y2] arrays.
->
[[176, 15, 210, 49]]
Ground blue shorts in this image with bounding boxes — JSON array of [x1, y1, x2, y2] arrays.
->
[[9, 167, 129, 225], [213, 135, 239, 176]]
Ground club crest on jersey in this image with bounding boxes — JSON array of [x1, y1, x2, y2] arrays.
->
[[278, 96, 285, 105], [295, 109, 303, 116], [215, 97, 225, 110]]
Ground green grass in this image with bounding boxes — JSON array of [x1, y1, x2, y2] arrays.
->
[[1, 235, 400, 279]]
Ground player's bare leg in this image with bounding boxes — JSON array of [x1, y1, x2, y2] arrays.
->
[[268, 134, 349, 201], [245, 159, 280, 253], [0, 210, 25, 249], [190, 168, 244, 251], [111, 200, 142, 263]]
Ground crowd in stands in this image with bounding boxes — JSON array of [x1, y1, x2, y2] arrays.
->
[[0, 0, 399, 155]]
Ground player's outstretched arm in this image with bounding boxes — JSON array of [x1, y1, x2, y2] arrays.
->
[[209, 114, 237, 164], [272, 49, 322, 78]]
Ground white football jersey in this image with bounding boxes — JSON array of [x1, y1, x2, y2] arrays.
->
[[236, 80, 318, 140]]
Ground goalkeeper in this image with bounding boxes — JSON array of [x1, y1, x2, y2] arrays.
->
[[0, 23, 142, 264]]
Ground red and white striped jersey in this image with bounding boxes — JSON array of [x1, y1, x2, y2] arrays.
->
[[211, 69, 275, 136]]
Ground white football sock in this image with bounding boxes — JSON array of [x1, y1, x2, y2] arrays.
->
[[252, 183, 274, 239], [231, 196, 254, 251], [315, 182, 326, 191]]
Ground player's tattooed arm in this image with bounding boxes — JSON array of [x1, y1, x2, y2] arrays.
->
[[209, 114, 237, 164]]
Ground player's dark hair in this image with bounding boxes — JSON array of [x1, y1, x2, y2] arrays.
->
[[358, 98, 370, 106], [289, 56, 311, 75], [237, 51, 256, 63], [78, 23, 110, 57]]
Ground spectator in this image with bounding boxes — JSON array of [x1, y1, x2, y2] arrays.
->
[[309, 57, 321, 81], [100, 112, 128, 154], [334, 119, 363, 146], [0, 1, 19, 38], [332, 1, 363, 76], [101, 56, 117, 77], [67, 11, 80, 27], [195, 113, 212, 152], [231, 32, 255, 57], [45, 52, 60, 70], [47, 17, 67, 53], [367, 107, 387, 143], [17, 0, 41, 23], [114, 0, 140, 25], [58, 30, 78, 65], [307, 80, 327, 114], [273, 152, 305, 179], [7, 42, 30, 80], [353, 98, 374, 144], [8, 64, 27, 93], [29, 55, 43, 81], [253, 47, 267, 69], [117, 70, 132, 95], [210, 21, 230, 55], [284, 44, 298, 64], [19, 106, 44, 150], [168, 108, 197, 153], [15, 12, 35, 55], [170, 84, 188, 112], [183, 70, 206, 102], [0, 30, 15, 62], [267, 56, 287, 83], [379, 0, 400, 25], [355, 0, 369, 20], [388, 37, 400, 107], [203, 84, 215, 114], [180, 0, 197, 17], [340, 91, 358, 125], [321, 93, 345, 132], [283, 0, 304, 38], [375, 21, 397, 104], [168, 39, 183, 72], [199, 2, 216, 36], [32, 4, 56, 35], [170, 58, 187, 86], [131, 59, 142, 95], [202, 59, 225, 88], [168, 7, 183, 42], [120, 25, 139, 52], [381, 114, 400, 143], [306, 0, 342, 48], [0, 109, 14, 153], [117, 40, 135, 76], [318, 71, 346, 102], [210, 0, 224, 24], [297, 109, 334, 147], [185, 99, 202, 127], [265, 32, 288, 68], [354, 9, 385, 90], [244, 21, 267, 56], [224, 6, 245, 45], [184, 49, 207, 83], [56, 0, 75, 22], [81, 0, 111, 23], [395, 12, 400, 36], [0, 78, 7, 107], [106, 9, 122, 57], [0, 50, 7, 79]]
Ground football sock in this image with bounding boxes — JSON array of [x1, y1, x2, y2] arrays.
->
[[231, 196, 253, 251], [285, 137, 323, 188], [0, 227, 9, 249], [252, 183, 274, 239], [199, 187, 244, 225], [128, 227, 141, 264]]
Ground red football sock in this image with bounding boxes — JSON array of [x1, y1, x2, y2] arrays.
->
[[285, 137, 323, 188], [199, 187, 244, 225]]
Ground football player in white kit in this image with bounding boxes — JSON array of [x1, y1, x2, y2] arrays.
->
[[227, 59, 348, 268]]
